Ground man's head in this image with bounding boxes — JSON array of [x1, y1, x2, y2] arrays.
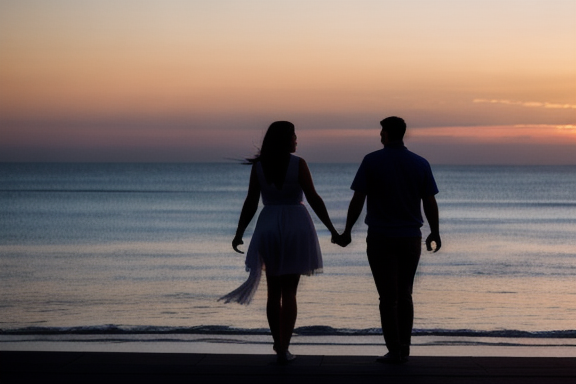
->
[[380, 116, 406, 144]]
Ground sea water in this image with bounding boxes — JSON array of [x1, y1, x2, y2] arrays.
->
[[1, 163, 575, 354]]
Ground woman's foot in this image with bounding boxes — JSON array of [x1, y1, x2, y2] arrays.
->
[[276, 350, 296, 364], [376, 351, 408, 364]]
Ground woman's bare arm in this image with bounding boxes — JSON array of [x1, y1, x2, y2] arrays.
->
[[232, 165, 261, 253], [298, 158, 338, 238]]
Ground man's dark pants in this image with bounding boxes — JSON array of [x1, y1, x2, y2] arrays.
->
[[366, 234, 421, 356]]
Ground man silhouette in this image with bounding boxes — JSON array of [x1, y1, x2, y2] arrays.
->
[[337, 116, 441, 364]]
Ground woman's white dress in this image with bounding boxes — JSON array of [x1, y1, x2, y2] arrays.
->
[[219, 155, 323, 304]]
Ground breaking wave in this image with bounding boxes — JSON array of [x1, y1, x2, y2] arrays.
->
[[2, 325, 575, 338]]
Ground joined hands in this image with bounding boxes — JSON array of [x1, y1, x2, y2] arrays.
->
[[331, 231, 351, 247]]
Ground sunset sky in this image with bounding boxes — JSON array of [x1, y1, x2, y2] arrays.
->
[[1, 0, 575, 164]]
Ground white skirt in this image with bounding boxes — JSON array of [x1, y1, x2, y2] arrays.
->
[[219, 204, 323, 305]]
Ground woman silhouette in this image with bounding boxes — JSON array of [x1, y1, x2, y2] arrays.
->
[[220, 121, 338, 363]]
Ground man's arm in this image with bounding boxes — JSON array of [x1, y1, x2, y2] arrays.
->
[[339, 190, 366, 247], [422, 195, 441, 252]]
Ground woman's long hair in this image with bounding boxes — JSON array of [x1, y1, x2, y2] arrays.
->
[[247, 121, 295, 189]]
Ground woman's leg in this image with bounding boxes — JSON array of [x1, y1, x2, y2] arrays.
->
[[266, 273, 282, 351], [266, 272, 300, 352], [279, 274, 300, 351]]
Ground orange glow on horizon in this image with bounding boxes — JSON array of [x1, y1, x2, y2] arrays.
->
[[0, 1, 574, 163], [300, 125, 576, 146], [409, 125, 576, 144]]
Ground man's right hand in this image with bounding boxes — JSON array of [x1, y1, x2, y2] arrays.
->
[[425, 232, 441, 253]]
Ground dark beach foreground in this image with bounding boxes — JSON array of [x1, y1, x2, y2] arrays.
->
[[1, 351, 575, 384]]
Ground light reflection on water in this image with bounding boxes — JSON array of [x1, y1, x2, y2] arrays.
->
[[0, 163, 575, 337]]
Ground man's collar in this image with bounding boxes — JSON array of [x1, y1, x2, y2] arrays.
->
[[384, 140, 405, 148]]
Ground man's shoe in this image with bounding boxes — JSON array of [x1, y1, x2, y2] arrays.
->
[[401, 344, 410, 359], [376, 352, 408, 364]]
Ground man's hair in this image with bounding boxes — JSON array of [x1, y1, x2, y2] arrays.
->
[[380, 116, 406, 141]]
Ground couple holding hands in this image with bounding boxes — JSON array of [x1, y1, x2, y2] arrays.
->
[[220, 117, 441, 364]]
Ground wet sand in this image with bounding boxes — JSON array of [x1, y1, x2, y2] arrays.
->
[[2, 351, 575, 384]]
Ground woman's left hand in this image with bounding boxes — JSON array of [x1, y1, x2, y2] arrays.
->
[[232, 235, 245, 254]]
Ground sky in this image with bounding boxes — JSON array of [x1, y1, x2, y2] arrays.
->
[[1, 0, 575, 164]]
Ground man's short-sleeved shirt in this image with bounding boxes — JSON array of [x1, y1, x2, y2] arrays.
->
[[351, 141, 438, 237]]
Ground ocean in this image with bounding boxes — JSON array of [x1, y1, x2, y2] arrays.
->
[[1, 163, 575, 356]]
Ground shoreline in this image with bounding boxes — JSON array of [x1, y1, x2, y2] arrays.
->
[[2, 334, 576, 357]]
